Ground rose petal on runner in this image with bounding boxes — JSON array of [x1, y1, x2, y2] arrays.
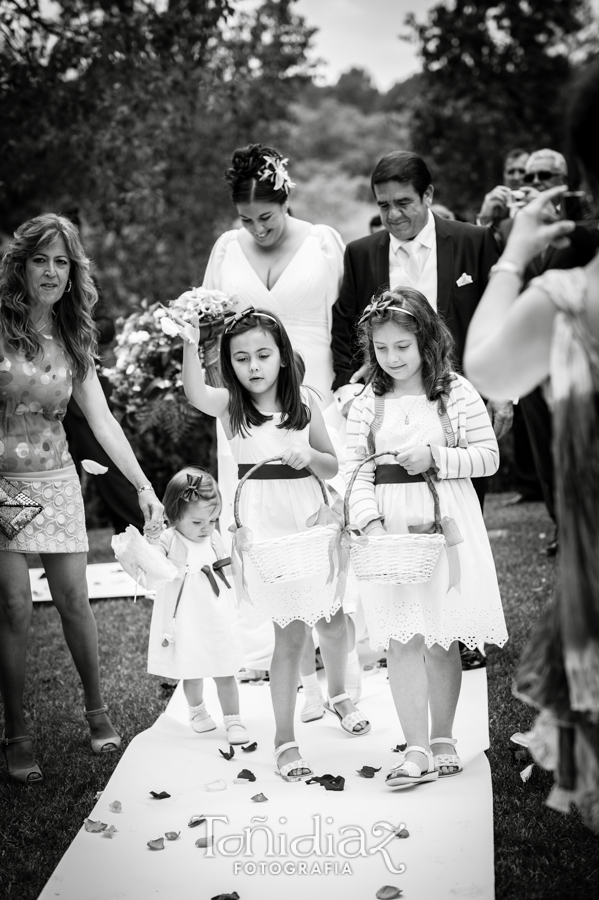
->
[[147, 837, 165, 850]]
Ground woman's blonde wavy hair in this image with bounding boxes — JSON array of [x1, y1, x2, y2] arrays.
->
[[0, 213, 97, 380]]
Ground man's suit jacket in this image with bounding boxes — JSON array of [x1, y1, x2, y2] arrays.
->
[[330, 215, 499, 390]]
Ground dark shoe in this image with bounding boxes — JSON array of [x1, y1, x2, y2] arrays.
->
[[459, 644, 486, 671]]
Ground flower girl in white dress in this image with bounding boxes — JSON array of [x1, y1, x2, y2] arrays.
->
[[346, 289, 508, 788], [177, 306, 369, 782], [147, 467, 248, 744]]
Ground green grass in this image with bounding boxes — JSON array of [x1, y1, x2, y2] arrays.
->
[[1, 501, 599, 899]]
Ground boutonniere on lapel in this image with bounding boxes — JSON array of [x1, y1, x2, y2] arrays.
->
[[456, 272, 473, 287]]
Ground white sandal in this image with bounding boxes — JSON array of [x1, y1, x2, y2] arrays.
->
[[324, 692, 371, 736], [223, 715, 249, 745], [430, 737, 462, 777], [273, 742, 313, 782], [385, 745, 439, 789]]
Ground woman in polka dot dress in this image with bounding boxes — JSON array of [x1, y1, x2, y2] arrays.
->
[[0, 214, 164, 784]]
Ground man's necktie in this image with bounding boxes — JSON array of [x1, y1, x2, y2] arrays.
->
[[399, 240, 421, 286]]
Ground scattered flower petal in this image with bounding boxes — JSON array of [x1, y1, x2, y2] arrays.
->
[[165, 831, 181, 840], [394, 828, 409, 839], [236, 769, 256, 782], [251, 793, 268, 802], [147, 837, 165, 850], [212, 894, 240, 900], [84, 819, 108, 833], [195, 836, 214, 848], [108, 801, 122, 813], [219, 746, 235, 760], [305, 774, 345, 792], [357, 765, 382, 779], [520, 764, 535, 783], [81, 459, 109, 475], [149, 791, 171, 799], [103, 825, 118, 838], [205, 779, 227, 792], [241, 742, 258, 752], [188, 815, 206, 828], [233, 777, 249, 784], [376, 887, 402, 900], [391, 744, 407, 753]]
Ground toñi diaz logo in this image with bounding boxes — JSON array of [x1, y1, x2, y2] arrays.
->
[[197, 814, 408, 876]]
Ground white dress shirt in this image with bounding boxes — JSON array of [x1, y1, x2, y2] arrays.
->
[[389, 210, 438, 310]]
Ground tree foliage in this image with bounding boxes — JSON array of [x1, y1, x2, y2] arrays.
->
[[405, 0, 594, 215], [0, 0, 315, 308]]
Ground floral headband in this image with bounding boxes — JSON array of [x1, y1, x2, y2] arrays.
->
[[358, 291, 417, 326], [258, 155, 296, 195], [224, 306, 279, 334]]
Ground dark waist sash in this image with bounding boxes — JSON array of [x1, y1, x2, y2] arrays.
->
[[238, 464, 311, 480], [374, 464, 425, 485]]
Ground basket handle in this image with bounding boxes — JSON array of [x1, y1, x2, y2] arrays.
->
[[233, 456, 330, 529], [343, 451, 443, 533]]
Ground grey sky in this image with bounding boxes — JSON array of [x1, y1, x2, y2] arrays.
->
[[293, 0, 437, 90]]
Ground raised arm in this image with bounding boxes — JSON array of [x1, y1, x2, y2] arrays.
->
[[465, 186, 575, 399], [177, 315, 229, 419]]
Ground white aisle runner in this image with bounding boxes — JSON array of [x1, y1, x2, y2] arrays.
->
[[39, 668, 494, 900]]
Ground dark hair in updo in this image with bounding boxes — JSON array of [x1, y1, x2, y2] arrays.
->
[[224, 143, 290, 206], [358, 287, 455, 401]]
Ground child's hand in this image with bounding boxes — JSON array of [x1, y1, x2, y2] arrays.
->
[[169, 311, 200, 347], [280, 445, 313, 470], [395, 445, 433, 475]]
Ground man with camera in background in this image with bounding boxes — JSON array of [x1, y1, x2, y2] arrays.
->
[[477, 148, 530, 248]]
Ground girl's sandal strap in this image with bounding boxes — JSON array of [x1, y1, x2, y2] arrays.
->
[[328, 692, 350, 706], [277, 758, 313, 780], [273, 741, 299, 758], [430, 737, 457, 747], [84, 706, 109, 718]]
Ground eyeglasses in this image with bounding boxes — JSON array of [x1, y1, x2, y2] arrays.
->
[[522, 170, 561, 184], [505, 168, 526, 177]]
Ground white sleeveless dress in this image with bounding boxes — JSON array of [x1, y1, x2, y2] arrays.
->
[[229, 414, 340, 628]]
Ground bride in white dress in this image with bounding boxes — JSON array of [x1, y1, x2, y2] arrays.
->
[[202, 144, 350, 687]]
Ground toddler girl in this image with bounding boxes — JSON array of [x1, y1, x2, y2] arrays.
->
[[147, 466, 248, 744]]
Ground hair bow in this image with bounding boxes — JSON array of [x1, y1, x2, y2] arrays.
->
[[181, 474, 202, 502], [358, 291, 416, 326]]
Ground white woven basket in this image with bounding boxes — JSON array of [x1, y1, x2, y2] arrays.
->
[[234, 456, 337, 585], [344, 451, 446, 584]]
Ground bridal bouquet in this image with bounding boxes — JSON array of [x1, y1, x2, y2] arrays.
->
[[159, 287, 237, 345]]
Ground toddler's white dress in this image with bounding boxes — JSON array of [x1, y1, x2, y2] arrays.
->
[[351, 395, 508, 652], [147, 528, 244, 679], [229, 412, 340, 628]]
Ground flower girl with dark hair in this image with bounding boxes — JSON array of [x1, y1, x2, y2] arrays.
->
[[146, 466, 248, 744], [346, 288, 508, 789], [178, 306, 370, 783]]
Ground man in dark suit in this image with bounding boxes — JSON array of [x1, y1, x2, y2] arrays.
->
[[331, 150, 508, 433]]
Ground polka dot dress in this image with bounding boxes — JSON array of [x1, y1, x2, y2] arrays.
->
[[0, 334, 88, 553]]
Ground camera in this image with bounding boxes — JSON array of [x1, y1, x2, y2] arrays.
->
[[561, 191, 586, 222]]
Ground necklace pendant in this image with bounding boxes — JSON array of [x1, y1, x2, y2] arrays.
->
[[405, 415, 409, 425]]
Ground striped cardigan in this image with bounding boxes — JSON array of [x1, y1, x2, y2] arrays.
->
[[345, 374, 499, 528]]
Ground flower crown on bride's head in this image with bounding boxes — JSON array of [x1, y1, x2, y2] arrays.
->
[[258, 155, 296, 195]]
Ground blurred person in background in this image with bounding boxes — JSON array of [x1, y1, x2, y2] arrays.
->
[[464, 58, 599, 832]]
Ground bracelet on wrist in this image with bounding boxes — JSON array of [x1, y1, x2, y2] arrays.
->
[[137, 484, 155, 495], [489, 260, 524, 281]]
